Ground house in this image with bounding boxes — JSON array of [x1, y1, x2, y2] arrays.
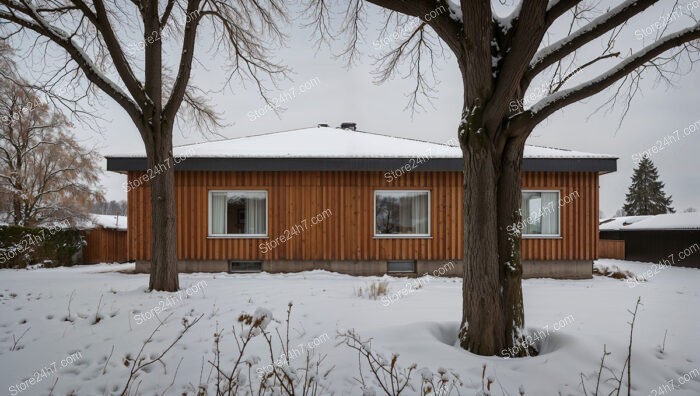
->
[[80, 214, 129, 264], [107, 124, 617, 279], [600, 213, 700, 268]]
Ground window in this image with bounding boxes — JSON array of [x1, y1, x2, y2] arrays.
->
[[387, 260, 417, 273], [521, 190, 560, 237], [209, 191, 267, 237], [229, 261, 262, 273], [374, 190, 430, 237]]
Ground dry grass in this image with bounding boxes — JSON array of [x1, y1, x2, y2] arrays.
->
[[354, 280, 390, 300], [593, 264, 640, 280]]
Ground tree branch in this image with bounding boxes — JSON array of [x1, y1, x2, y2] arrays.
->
[[527, 0, 660, 82], [163, 0, 202, 123], [365, 0, 465, 59], [550, 51, 621, 93], [544, 0, 584, 30], [527, 23, 700, 126], [374, 21, 439, 112], [160, 0, 176, 26], [485, 0, 549, 134], [88, 0, 146, 104], [0, 1, 142, 124]]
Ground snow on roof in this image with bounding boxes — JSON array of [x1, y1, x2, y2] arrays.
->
[[599, 216, 653, 231], [623, 213, 700, 231], [86, 214, 127, 230], [600, 213, 700, 231], [110, 126, 616, 160]]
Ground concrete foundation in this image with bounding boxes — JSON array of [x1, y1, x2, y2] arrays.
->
[[135, 259, 592, 279]]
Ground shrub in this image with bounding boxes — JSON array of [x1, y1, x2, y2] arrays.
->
[[355, 280, 390, 300], [0, 225, 85, 268], [593, 263, 639, 280]]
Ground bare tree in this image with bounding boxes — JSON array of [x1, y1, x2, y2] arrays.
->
[[0, 1, 288, 291], [88, 198, 127, 216], [0, 39, 11, 69], [0, 80, 102, 227], [303, 0, 700, 355]]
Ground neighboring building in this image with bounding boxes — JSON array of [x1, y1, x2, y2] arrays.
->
[[107, 124, 617, 278], [80, 214, 129, 264], [600, 213, 700, 268]]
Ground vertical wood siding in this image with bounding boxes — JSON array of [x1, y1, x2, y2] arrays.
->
[[82, 228, 129, 264], [598, 239, 625, 259], [520, 172, 599, 261], [127, 171, 599, 261]]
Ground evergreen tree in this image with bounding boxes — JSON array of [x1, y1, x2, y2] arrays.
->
[[614, 208, 627, 218], [623, 156, 675, 215]]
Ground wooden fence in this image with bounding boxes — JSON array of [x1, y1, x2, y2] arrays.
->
[[598, 239, 625, 259], [82, 228, 129, 264]]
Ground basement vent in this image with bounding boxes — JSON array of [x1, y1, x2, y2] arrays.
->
[[229, 261, 263, 273], [387, 260, 417, 274]]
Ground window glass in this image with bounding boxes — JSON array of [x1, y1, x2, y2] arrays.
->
[[210, 191, 267, 236], [521, 191, 559, 236], [375, 191, 430, 236]]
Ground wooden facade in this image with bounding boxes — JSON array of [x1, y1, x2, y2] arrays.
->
[[127, 170, 600, 263], [598, 239, 625, 259], [82, 228, 129, 264]]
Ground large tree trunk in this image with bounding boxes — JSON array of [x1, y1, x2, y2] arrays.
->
[[146, 128, 179, 292], [143, 3, 178, 292], [458, 140, 507, 355], [12, 146, 22, 226], [12, 191, 21, 225], [497, 135, 527, 355], [458, 111, 529, 356]]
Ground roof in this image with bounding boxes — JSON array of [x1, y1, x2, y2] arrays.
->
[[623, 213, 700, 231], [107, 126, 618, 173], [600, 213, 700, 231], [599, 216, 653, 231], [83, 214, 127, 231]]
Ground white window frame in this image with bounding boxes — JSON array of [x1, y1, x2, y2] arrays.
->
[[521, 189, 561, 239], [373, 190, 431, 238], [208, 190, 268, 238]]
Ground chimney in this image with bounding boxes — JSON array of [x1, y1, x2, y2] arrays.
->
[[340, 122, 357, 131], [317, 123, 329, 127]]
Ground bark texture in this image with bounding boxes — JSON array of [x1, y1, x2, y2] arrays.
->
[[142, 2, 179, 292], [496, 136, 527, 354], [458, 140, 505, 355], [146, 134, 179, 292], [457, 108, 529, 356]]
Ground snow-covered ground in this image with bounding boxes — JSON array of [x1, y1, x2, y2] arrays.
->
[[0, 260, 698, 395]]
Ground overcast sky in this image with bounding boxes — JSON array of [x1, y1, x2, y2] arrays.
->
[[42, 1, 699, 217]]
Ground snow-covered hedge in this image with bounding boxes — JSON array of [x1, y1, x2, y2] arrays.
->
[[0, 225, 85, 268]]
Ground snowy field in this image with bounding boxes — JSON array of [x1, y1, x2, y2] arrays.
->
[[0, 260, 698, 395]]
